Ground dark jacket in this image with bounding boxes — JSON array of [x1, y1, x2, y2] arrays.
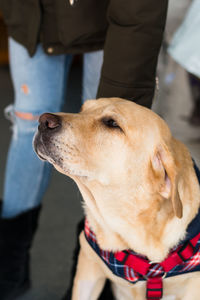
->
[[0, 0, 168, 107]]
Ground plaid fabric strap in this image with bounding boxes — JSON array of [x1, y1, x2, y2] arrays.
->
[[146, 277, 163, 300], [84, 219, 200, 300]]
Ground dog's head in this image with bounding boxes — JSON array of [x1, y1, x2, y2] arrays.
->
[[33, 98, 186, 219]]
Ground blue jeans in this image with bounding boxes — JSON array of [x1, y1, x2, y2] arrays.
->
[[2, 38, 103, 218]]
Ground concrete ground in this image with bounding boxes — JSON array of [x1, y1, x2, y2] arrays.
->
[[0, 20, 200, 300]]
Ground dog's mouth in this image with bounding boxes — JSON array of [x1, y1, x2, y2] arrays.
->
[[33, 131, 62, 167]]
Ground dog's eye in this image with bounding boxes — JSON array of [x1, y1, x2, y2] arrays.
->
[[102, 117, 122, 130]]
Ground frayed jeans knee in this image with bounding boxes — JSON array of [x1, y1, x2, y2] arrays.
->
[[2, 105, 52, 218]]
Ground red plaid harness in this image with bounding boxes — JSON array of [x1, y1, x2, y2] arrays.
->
[[85, 219, 200, 300], [84, 163, 200, 300]]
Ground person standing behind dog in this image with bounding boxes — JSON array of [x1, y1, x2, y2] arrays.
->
[[0, 1, 168, 299]]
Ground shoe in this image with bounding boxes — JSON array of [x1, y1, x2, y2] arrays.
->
[[0, 202, 41, 300]]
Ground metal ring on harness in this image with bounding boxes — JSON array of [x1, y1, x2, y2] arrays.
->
[[144, 261, 167, 280]]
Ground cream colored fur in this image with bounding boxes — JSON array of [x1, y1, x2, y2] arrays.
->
[[34, 98, 200, 299]]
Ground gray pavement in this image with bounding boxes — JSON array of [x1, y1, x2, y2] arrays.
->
[[0, 52, 200, 300]]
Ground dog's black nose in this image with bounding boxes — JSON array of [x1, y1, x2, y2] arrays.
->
[[38, 113, 61, 132]]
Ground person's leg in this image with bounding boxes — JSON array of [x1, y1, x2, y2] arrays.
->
[[0, 38, 73, 300], [82, 50, 104, 101], [2, 38, 73, 218]]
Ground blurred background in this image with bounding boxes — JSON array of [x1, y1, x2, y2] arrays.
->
[[0, 1, 200, 299]]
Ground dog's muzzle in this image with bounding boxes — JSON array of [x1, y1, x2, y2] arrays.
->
[[33, 113, 62, 161]]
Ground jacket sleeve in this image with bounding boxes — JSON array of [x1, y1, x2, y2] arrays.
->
[[97, 0, 168, 108]]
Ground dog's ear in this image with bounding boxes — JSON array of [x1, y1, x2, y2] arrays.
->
[[151, 144, 183, 218]]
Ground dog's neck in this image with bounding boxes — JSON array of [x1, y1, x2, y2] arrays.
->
[[73, 172, 200, 262]]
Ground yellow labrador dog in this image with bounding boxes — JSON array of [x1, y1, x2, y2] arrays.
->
[[33, 98, 200, 300]]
